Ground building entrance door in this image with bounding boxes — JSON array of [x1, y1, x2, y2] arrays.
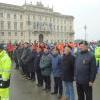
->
[[39, 34, 44, 43]]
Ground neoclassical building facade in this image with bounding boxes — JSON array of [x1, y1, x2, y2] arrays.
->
[[0, 2, 75, 43]]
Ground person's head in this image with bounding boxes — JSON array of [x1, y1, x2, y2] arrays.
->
[[79, 41, 89, 52], [0, 44, 4, 53], [64, 46, 72, 55], [32, 45, 36, 50], [24, 42, 28, 48], [44, 48, 49, 54], [36, 47, 42, 53], [52, 47, 60, 55]]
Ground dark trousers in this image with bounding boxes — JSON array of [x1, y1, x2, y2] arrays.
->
[[14, 58, 19, 69], [54, 77, 63, 95], [36, 69, 43, 86], [8, 51, 13, 60], [97, 60, 99, 70], [43, 76, 51, 89], [21, 63, 29, 77], [76, 83, 92, 100], [30, 72, 35, 80]]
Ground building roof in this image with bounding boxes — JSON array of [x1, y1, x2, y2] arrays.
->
[[0, 2, 74, 19]]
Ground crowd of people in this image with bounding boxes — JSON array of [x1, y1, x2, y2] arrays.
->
[[2, 40, 100, 100]]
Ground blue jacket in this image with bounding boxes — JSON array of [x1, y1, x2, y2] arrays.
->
[[75, 51, 97, 84], [51, 54, 62, 77]]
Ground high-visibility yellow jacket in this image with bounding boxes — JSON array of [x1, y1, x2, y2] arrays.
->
[[0, 50, 12, 81], [95, 47, 100, 62]]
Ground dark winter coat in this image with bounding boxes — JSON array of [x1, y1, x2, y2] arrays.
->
[[34, 52, 43, 71], [75, 51, 97, 84], [40, 53, 52, 76], [61, 53, 75, 82], [25, 50, 36, 72], [21, 47, 31, 64]]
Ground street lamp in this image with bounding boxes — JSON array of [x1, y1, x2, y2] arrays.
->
[[84, 25, 87, 41]]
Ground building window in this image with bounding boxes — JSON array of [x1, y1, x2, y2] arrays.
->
[[50, 17, 52, 22], [54, 25, 55, 31], [14, 14, 16, 19], [8, 32, 11, 36], [0, 21, 4, 30], [70, 25, 72, 32], [39, 16, 42, 20], [28, 15, 30, 20], [20, 15, 22, 19], [33, 22, 36, 29], [8, 21, 11, 30], [57, 25, 59, 32], [57, 18, 59, 23], [45, 17, 47, 21], [20, 22, 23, 30], [64, 26, 66, 32], [15, 32, 17, 36], [1, 32, 4, 36], [21, 32, 23, 36], [33, 16, 35, 19], [61, 26, 63, 32], [0, 13, 3, 18], [14, 22, 17, 30], [7, 14, 10, 19], [53, 18, 55, 22], [64, 19, 66, 24]]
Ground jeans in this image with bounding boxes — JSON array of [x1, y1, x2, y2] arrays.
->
[[64, 82, 75, 100]]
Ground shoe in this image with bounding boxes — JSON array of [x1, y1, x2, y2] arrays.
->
[[46, 89, 51, 93], [51, 92, 57, 95], [27, 77, 31, 80], [57, 95, 62, 99], [37, 84, 43, 87], [31, 79, 35, 82]]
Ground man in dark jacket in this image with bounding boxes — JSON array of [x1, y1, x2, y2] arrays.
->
[[17, 43, 24, 70], [23, 44, 36, 80], [21, 42, 31, 78], [13, 45, 19, 69], [75, 41, 97, 100], [61, 46, 75, 100], [34, 47, 43, 87]]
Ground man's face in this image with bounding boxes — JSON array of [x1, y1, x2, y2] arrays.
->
[[37, 48, 41, 53], [79, 44, 88, 52], [64, 47, 71, 55], [44, 48, 48, 53], [52, 49, 59, 54], [24, 43, 28, 48]]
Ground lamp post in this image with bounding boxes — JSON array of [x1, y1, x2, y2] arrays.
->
[[84, 25, 87, 41]]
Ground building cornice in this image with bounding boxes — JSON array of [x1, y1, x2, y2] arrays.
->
[[0, 2, 74, 19]]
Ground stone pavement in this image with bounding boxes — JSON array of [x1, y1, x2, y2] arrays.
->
[[10, 69, 100, 100]]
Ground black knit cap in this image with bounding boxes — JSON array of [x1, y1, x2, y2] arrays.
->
[[0, 44, 4, 50], [79, 41, 88, 46]]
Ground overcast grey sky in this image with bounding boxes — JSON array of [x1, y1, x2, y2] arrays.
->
[[0, 0, 100, 41]]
